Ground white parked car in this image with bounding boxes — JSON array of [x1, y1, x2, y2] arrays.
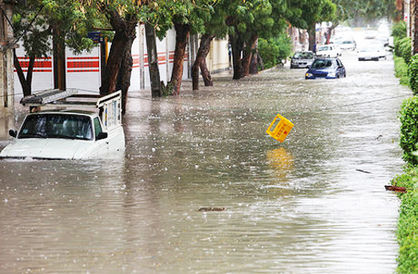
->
[[357, 46, 386, 61], [338, 40, 356, 51], [0, 89, 125, 160], [316, 44, 341, 58], [290, 51, 315, 68]]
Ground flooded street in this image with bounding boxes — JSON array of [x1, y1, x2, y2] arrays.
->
[[0, 51, 412, 273]]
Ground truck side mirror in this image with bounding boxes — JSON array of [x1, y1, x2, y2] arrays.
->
[[9, 129, 17, 138], [96, 132, 108, 140]]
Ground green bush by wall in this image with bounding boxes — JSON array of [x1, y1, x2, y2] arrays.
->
[[399, 96, 418, 165], [408, 55, 418, 95], [258, 34, 292, 69], [394, 37, 412, 64], [392, 21, 407, 40], [391, 167, 418, 273]]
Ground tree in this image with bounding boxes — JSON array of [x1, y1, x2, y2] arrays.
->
[[299, 0, 336, 51], [139, 1, 213, 95], [165, 1, 212, 95], [12, 0, 94, 96], [192, 2, 228, 90], [86, 1, 145, 114], [225, 0, 304, 79]]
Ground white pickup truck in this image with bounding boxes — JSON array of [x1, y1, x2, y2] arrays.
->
[[0, 89, 125, 160], [316, 44, 341, 58]]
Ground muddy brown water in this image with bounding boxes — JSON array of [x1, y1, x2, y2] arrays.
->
[[0, 51, 412, 273]]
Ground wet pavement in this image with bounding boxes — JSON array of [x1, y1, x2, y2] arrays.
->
[[0, 50, 412, 273]]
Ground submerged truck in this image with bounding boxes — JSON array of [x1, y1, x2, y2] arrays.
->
[[0, 89, 125, 160]]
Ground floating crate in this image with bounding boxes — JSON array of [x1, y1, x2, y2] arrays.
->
[[266, 114, 294, 142]]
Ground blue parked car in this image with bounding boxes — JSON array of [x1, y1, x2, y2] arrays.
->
[[305, 57, 346, 79]]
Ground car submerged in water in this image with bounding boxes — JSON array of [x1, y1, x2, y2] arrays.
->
[[290, 51, 315, 69], [357, 46, 386, 61], [0, 89, 125, 160], [305, 57, 346, 79]]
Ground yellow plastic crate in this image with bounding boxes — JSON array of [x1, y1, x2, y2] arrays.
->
[[266, 114, 294, 142]]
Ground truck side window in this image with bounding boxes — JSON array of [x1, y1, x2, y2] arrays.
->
[[94, 117, 103, 139]]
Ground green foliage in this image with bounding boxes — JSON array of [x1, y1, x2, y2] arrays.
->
[[141, 0, 215, 40], [392, 22, 411, 65], [390, 167, 418, 273], [394, 56, 410, 86], [299, 0, 336, 28], [258, 34, 291, 69], [399, 96, 418, 165], [13, 0, 95, 57], [408, 55, 418, 95], [394, 37, 412, 64], [392, 21, 407, 40]]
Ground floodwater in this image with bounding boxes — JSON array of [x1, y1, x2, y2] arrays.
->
[[0, 51, 412, 273]]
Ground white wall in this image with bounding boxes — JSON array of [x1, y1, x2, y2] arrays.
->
[[66, 46, 101, 91], [14, 26, 228, 96]]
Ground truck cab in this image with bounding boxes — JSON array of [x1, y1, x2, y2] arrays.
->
[[0, 89, 125, 160]]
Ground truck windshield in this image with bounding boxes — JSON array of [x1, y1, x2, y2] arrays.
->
[[18, 114, 93, 140]]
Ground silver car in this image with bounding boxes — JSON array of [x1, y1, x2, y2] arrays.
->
[[290, 51, 315, 69]]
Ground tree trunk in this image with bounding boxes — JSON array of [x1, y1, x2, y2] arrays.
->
[[145, 23, 161, 97], [241, 34, 258, 77], [257, 53, 264, 71], [171, 23, 190, 95], [13, 49, 34, 96], [192, 33, 215, 90], [200, 56, 212, 86], [100, 10, 137, 101], [414, 0, 418, 54], [249, 50, 258, 75], [116, 36, 134, 114], [308, 25, 316, 52], [100, 30, 127, 95], [53, 26, 66, 90], [326, 23, 338, 44], [230, 33, 243, 80]]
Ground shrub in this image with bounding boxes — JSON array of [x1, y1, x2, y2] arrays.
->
[[400, 37, 412, 64], [391, 167, 418, 273], [392, 21, 407, 40], [408, 55, 418, 95], [395, 37, 412, 64], [399, 96, 418, 165], [258, 34, 292, 69]]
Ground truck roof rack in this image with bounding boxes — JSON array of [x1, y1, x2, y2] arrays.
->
[[20, 89, 122, 130]]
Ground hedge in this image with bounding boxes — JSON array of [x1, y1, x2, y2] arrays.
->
[[399, 96, 418, 165], [408, 55, 418, 95], [391, 167, 418, 273], [394, 37, 412, 64], [392, 21, 407, 40]]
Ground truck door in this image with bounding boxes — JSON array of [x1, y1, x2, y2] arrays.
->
[[93, 117, 109, 154]]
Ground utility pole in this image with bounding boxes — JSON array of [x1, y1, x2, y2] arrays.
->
[[0, 0, 15, 112]]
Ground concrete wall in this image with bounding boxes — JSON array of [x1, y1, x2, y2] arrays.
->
[[207, 38, 229, 73], [13, 26, 230, 99]]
